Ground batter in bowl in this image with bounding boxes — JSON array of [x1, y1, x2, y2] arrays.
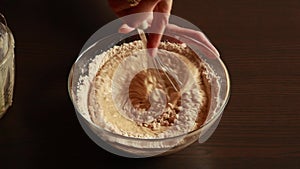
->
[[87, 40, 212, 139]]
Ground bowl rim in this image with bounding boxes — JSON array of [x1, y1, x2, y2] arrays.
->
[[68, 32, 231, 141]]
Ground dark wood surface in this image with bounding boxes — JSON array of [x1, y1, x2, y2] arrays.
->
[[1, 0, 300, 168]]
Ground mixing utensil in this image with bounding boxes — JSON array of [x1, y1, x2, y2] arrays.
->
[[137, 27, 181, 92]]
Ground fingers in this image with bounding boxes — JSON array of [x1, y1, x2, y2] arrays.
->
[[155, 0, 173, 13], [147, 0, 173, 56], [116, 0, 159, 28], [113, 0, 218, 59], [166, 24, 220, 58], [118, 24, 135, 34]]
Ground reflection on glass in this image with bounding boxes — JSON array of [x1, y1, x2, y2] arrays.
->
[[0, 13, 15, 119]]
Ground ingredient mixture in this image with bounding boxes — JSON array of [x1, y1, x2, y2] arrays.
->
[[82, 40, 212, 139]]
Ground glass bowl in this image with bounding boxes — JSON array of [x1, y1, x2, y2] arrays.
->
[[68, 13, 230, 158]]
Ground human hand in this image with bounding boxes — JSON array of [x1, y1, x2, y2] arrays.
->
[[108, 0, 219, 58], [108, 0, 172, 56], [165, 24, 220, 58]]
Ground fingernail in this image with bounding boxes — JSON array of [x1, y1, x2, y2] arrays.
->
[[212, 47, 220, 57], [118, 27, 127, 34], [118, 24, 135, 34], [206, 42, 220, 58]]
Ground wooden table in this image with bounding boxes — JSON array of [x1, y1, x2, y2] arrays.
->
[[1, 0, 300, 168]]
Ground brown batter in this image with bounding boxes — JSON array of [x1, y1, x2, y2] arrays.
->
[[88, 40, 211, 138]]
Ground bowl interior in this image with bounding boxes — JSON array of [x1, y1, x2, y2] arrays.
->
[[68, 16, 230, 157]]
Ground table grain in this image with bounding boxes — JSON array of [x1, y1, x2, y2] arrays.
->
[[1, 0, 300, 168]]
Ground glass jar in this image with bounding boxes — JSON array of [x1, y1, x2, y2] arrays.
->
[[0, 13, 15, 119]]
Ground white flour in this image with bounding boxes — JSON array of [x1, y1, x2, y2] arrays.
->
[[76, 41, 216, 139]]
